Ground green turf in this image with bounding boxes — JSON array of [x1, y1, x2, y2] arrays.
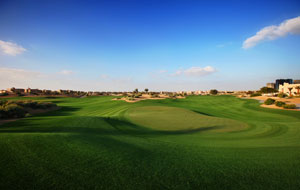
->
[[0, 95, 300, 190]]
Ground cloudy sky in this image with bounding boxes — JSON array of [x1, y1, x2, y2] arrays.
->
[[0, 0, 300, 91]]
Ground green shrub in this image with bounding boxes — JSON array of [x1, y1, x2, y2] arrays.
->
[[151, 94, 159, 98], [277, 93, 287, 98], [260, 87, 278, 93], [0, 92, 8, 96], [264, 98, 276, 105], [0, 100, 57, 119], [3, 104, 27, 118], [210, 89, 218, 95], [250, 93, 262, 97], [283, 104, 297, 109], [0, 100, 8, 107], [275, 101, 286, 107], [36, 102, 56, 109]]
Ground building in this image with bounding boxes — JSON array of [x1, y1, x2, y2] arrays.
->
[[0, 90, 7, 94], [42, 89, 52, 94], [279, 83, 300, 96], [58, 89, 68, 94], [294, 80, 300, 84], [25, 88, 42, 94], [275, 79, 293, 90], [266, 83, 275, 89], [6, 87, 25, 94]]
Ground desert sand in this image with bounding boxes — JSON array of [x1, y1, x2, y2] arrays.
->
[[247, 96, 300, 111]]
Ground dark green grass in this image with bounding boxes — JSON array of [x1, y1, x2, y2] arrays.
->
[[0, 95, 300, 190]]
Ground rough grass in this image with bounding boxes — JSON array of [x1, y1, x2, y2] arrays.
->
[[0, 95, 300, 190]]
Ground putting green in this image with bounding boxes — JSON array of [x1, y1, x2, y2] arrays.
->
[[126, 106, 248, 133]]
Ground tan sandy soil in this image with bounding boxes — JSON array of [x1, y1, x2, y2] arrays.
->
[[0, 106, 61, 125], [261, 104, 300, 111], [249, 96, 300, 104], [245, 96, 300, 111], [112, 94, 185, 103]]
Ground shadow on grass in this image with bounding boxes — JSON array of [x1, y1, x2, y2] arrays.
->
[[192, 110, 214, 116], [0, 116, 220, 136]]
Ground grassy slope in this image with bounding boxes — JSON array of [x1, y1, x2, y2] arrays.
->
[[0, 95, 300, 190]]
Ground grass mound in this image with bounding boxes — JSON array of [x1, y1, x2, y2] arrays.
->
[[126, 106, 247, 133]]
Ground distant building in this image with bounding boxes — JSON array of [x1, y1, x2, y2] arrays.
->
[[294, 80, 300, 84], [279, 83, 300, 95], [275, 79, 293, 90], [266, 83, 275, 89], [25, 88, 42, 94], [42, 89, 52, 94], [6, 87, 25, 94], [58, 89, 68, 94]]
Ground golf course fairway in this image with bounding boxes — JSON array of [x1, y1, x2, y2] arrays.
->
[[0, 95, 300, 189]]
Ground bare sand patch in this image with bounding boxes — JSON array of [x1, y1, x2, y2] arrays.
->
[[249, 96, 300, 104], [112, 94, 185, 103], [261, 104, 300, 111], [245, 96, 300, 111]]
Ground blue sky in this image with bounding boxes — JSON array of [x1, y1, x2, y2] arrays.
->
[[0, 0, 300, 91]]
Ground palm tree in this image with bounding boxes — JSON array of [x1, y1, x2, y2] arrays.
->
[[288, 87, 293, 97], [145, 88, 149, 94], [296, 86, 300, 95]]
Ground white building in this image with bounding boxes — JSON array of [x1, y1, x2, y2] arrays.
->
[[279, 83, 300, 96]]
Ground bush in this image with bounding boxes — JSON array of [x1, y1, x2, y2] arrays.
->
[[0, 100, 8, 107], [2, 104, 27, 118], [0, 100, 57, 119], [260, 87, 277, 93], [151, 94, 159, 98], [0, 92, 9, 96], [277, 93, 287, 98], [264, 98, 276, 105], [250, 93, 262, 97], [275, 101, 286, 107], [36, 102, 56, 109], [283, 104, 297, 109], [210, 89, 218, 95]]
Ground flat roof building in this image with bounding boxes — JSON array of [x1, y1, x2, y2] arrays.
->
[[266, 83, 275, 89], [275, 79, 293, 90], [279, 83, 300, 96], [294, 80, 300, 84]]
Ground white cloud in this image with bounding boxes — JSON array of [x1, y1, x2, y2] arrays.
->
[[0, 40, 26, 56], [59, 70, 74, 75], [172, 66, 217, 77], [243, 16, 300, 49]]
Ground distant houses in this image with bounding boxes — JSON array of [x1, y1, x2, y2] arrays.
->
[[0, 87, 126, 97], [279, 83, 300, 96], [266, 78, 300, 96]]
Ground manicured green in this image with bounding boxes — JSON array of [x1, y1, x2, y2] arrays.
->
[[0, 95, 300, 190]]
